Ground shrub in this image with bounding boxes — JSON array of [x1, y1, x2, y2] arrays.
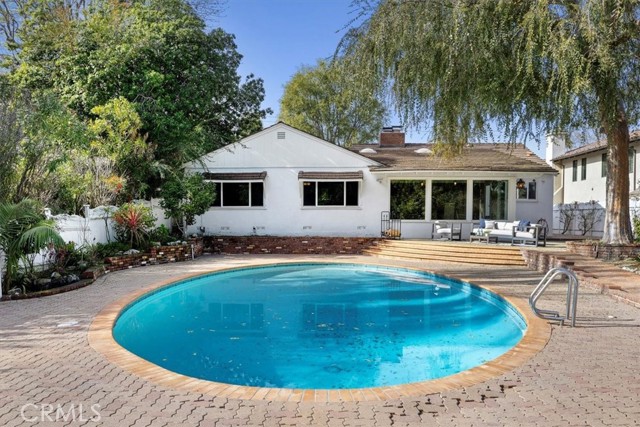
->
[[91, 242, 131, 259], [148, 224, 175, 245], [112, 203, 155, 249]]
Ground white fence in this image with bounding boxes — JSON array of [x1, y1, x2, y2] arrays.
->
[[50, 199, 171, 248], [552, 201, 640, 238], [0, 200, 171, 297]]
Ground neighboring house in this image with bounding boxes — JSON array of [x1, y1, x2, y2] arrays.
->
[[548, 131, 640, 206], [185, 122, 556, 239], [548, 131, 640, 236]]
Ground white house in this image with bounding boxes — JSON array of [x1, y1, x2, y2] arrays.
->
[[548, 131, 640, 236], [185, 122, 557, 239], [549, 131, 640, 205]]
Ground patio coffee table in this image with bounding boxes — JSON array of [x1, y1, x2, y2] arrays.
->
[[469, 231, 497, 244]]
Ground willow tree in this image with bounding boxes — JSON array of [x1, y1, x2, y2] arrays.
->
[[340, 0, 640, 244], [279, 59, 386, 147]]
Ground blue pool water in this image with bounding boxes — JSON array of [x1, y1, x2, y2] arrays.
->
[[113, 264, 526, 389]]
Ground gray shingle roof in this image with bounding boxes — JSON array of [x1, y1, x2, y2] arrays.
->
[[552, 130, 640, 161], [349, 143, 556, 173]]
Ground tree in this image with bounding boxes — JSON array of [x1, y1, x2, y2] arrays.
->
[[11, 0, 269, 192], [279, 59, 385, 147], [8, 0, 269, 205], [341, 0, 640, 244], [0, 199, 64, 294], [159, 172, 215, 237]]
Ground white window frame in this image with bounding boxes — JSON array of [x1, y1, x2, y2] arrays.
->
[[516, 179, 538, 202]]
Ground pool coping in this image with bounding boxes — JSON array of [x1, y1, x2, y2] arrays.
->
[[88, 260, 551, 402]]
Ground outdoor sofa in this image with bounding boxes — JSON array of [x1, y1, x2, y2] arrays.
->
[[471, 219, 546, 246]]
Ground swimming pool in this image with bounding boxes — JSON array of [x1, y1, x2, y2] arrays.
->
[[113, 263, 526, 389]]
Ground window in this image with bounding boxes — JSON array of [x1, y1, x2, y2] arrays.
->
[[302, 181, 359, 207], [211, 182, 264, 207], [516, 179, 537, 200], [581, 157, 587, 180], [572, 160, 578, 182], [390, 180, 425, 219], [472, 181, 507, 220], [432, 180, 467, 220], [602, 153, 607, 177]]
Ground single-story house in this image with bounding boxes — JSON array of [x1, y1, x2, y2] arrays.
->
[[184, 122, 557, 239]]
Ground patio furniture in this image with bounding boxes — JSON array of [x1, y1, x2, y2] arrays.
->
[[470, 219, 546, 246], [469, 230, 497, 244], [432, 221, 462, 241]]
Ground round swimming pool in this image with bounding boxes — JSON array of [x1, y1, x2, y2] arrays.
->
[[113, 264, 526, 389]]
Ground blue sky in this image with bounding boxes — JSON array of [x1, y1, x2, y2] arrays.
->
[[213, 1, 360, 124], [211, 1, 546, 155]]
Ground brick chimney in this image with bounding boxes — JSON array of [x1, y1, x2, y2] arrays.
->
[[379, 126, 405, 147]]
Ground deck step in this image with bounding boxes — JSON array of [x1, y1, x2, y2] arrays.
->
[[365, 239, 526, 266]]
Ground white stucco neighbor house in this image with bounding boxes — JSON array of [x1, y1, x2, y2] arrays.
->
[[547, 131, 640, 236], [184, 122, 557, 239], [548, 131, 640, 206]]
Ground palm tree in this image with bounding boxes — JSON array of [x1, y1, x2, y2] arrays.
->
[[0, 200, 64, 295]]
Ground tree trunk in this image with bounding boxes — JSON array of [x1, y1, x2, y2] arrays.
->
[[602, 106, 633, 244]]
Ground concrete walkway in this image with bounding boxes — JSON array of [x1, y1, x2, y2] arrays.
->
[[1, 254, 639, 426]]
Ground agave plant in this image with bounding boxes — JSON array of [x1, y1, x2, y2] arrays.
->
[[0, 200, 64, 294]]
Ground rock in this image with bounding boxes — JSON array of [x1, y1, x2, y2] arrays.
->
[[8, 286, 22, 296], [38, 278, 52, 288], [66, 274, 80, 284], [123, 249, 140, 255], [51, 271, 62, 280]]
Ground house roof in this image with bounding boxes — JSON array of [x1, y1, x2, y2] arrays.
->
[[552, 130, 640, 161], [349, 143, 556, 173]]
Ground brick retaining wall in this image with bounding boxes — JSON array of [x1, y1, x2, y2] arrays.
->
[[104, 238, 204, 272], [203, 236, 381, 255], [566, 241, 640, 260]]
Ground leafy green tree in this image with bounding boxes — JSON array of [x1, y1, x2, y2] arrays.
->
[[279, 59, 385, 146], [159, 172, 215, 237], [0, 199, 64, 294], [341, 0, 640, 244], [12, 0, 269, 186], [12, 89, 90, 210]]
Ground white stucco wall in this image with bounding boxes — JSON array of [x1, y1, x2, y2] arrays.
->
[[185, 123, 386, 237], [515, 174, 555, 226], [556, 141, 640, 206], [186, 124, 556, 239], [190, 168, 387, 237]]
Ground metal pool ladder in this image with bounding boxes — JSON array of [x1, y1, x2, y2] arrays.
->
[[529, 267, 579, 327]]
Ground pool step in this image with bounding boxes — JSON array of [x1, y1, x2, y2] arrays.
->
[[364, 240, 526, 266]]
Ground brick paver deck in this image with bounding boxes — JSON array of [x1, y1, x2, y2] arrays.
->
[[1, 254, 639, 426]]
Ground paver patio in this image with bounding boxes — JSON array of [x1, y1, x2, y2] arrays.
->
[[1, 254, 639, 426]]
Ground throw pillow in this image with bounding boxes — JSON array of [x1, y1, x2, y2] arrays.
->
[[479, 218, 486, 228]]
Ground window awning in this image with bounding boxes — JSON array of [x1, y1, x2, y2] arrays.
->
[[202, 171, 267, 181], [298, 171, 364, 180]]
